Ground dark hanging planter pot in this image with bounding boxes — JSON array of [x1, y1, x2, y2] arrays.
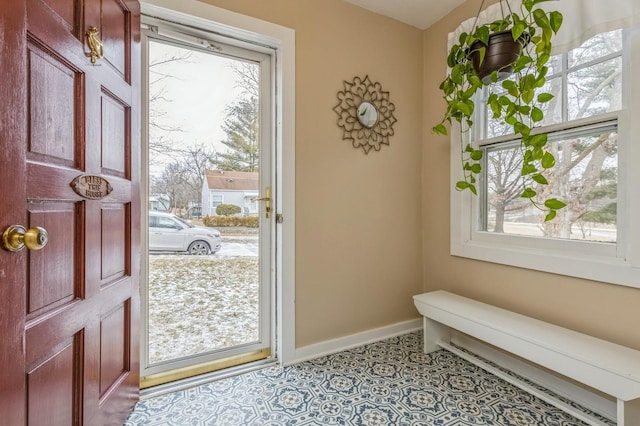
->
[[469, 30, 530, 83]]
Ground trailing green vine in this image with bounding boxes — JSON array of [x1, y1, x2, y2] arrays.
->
[[433, 0, 565, 221]]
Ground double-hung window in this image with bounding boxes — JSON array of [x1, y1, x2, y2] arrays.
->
[[211, 193, 224, 209], [451, 23, 640, 288]]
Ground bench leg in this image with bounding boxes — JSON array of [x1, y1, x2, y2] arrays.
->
[[617, 398, 640, 426], [423, 317, 449, 354]]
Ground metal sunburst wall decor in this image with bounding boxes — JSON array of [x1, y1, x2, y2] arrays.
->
[[333, 75, 397, 154]]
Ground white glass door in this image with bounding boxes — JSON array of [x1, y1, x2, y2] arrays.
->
[[140, 19, 275, 386]]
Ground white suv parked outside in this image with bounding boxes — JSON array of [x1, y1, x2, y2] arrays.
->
[[149, 211, 221, 255]]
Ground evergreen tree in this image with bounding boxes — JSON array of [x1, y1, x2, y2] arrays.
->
[[213, 96, 259, 172]]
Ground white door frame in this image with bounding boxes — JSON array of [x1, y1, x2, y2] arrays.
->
[[140, 0, 296, 369]]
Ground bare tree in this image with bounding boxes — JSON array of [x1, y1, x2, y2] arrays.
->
[[538, 31, 621, 237], [487, 30, 620, 238], [232, 61, 259, 98], [150, 143, 216, 210], [540, 133, 617, 238], [176, 143, 216, 194], [151, 162, 191, 210], [148, 47, 193, 163], [147, 42, 220, 211], [486, 147, 526, 233]]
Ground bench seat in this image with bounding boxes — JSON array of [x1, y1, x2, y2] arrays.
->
[[413, 290, 640, 426]]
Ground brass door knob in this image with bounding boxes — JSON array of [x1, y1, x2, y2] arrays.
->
[[2, 225, 48, 252]]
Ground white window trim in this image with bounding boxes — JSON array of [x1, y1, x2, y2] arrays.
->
[[450, 26, 640, 289]]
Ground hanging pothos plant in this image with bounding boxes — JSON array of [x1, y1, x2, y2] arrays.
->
[[433, 0, 565, 221]]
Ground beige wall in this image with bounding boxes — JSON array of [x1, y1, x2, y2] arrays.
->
[[423, 1, 640, 351], [197, 0, 424, 347], [196, 0, 639, 353]]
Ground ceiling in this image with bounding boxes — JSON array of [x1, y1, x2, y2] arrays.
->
[[343, 0, 467, 30]]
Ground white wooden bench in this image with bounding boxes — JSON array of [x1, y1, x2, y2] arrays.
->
[[413, 290, 640, 426]]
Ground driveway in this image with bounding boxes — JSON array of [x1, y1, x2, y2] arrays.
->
[[216, 236, 258, 257]]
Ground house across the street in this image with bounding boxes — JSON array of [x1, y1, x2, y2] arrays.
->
[[149, 194, 170, 212], [201, 170, 259, 216]]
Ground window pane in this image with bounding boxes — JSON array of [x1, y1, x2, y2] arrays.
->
[[538, 76, 563, 126], [486, 116, 512, 139], [545, 54, 563, 76], [483, 76, 516, 139], [484, 143, 527, 233], [484, 130, 617, 243], [483, 74, 564, 136], [567, 57, 622, 120], [568, 30, 622, 68]]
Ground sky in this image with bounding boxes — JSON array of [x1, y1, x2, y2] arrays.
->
[[148, 40, 249, 174]]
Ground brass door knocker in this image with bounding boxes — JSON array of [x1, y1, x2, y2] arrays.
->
[[86, 26, 104, 64]]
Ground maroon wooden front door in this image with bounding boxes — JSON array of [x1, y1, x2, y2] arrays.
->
[[0, 0, 141, 424]]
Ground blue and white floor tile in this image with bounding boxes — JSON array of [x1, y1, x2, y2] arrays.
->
[[125, 332, 609, 425]]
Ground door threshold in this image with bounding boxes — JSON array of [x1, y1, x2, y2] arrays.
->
[[140, 351, 276, 399]]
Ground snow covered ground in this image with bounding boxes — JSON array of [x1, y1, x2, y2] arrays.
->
[[215, 236, 258, 257], [147, 235, 259, 364]]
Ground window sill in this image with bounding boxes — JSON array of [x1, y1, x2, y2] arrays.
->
[[451, 236, 640, 288]]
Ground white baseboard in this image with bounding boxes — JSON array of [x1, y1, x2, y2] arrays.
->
[[451, 332, 616, 422], [288, 318, 422, 365]]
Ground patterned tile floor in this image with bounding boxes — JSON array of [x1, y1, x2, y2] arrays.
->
[[125, 332, 604, 425]]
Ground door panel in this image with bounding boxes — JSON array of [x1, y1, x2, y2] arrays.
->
[[101, 91, 130, 177], [100, 0, 129, 78], [0, 0, 140, 424], [101, 204, 128, 283], [27, 44, 79, 166], [27, 337, 78, 425], [41, 0, 77, 30], [99, 303, 130, 397], [27, 203, 78, 316]]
